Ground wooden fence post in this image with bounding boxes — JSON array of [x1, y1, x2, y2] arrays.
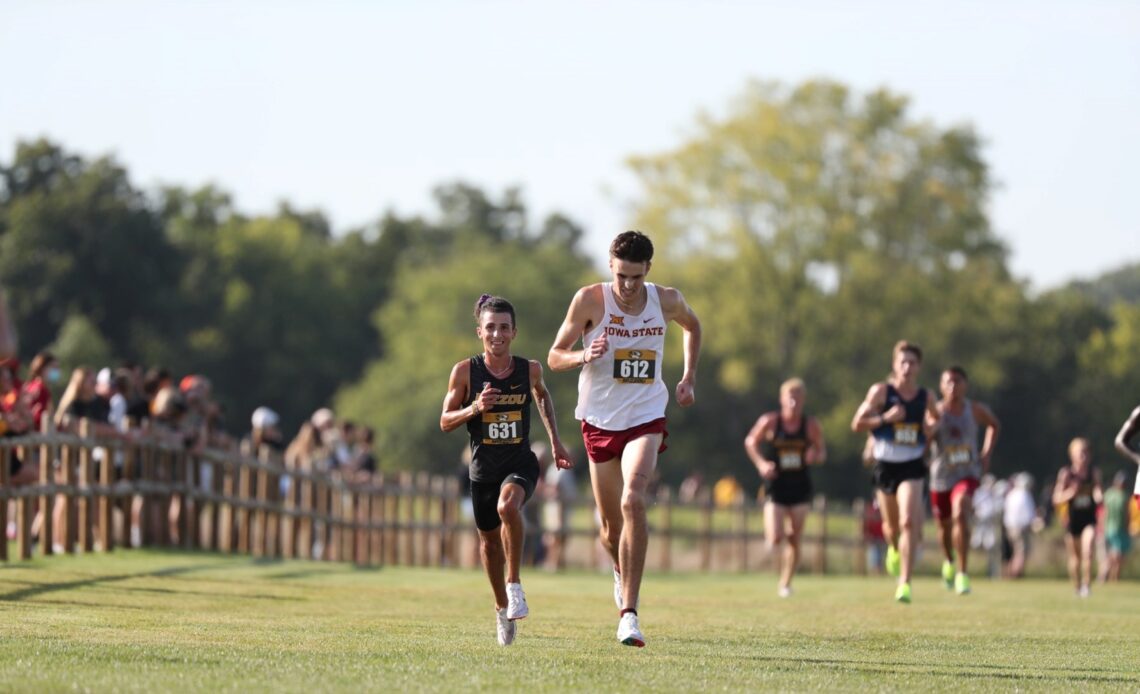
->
[[39, 416, 55, 557], [356, 486, 371, 566], [814, 494, 828, 575], [200, 451, 215, 549], [447, 477, 462, 568], [340, 483, 355, 563], [138, 434, 153, 548], [121, 422, 137, 549], [737, 491, 749, 572], [264, 452, 280, 558], [298, 465, 313, 560], [61, 435, 76, 554], [0, 445, 8, 562], [98, 431, 114, 553], [699, 490, 713, 572], [237, 454, 252, 554], [328, 478, 342, 562], [218, 455, 235, 554], [384, 477, 398, 566], [160, 449, 174, 548], [180, 449, 196, 550], [78, 419, 95, 553], [338, 482, 352, 563], [852, 498, 867, 576], [416, 471, 431, 567], [317, 471, 330, 562], [17, 473, 33, 559], [250, 449, 266, 558], [433, 475, 448, 567], [371, 475, 385, 568], [403, 472, 418, 566], [281, 464, 296, 560]]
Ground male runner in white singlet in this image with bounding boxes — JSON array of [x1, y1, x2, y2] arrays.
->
[[548, 231, 701, 647], [1115, 405, 1140, 504]]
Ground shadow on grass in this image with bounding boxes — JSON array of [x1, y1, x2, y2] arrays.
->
[[0, 562, 236, 603], [734, 654, 1138, 685]]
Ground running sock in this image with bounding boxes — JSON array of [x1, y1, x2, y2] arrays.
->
[[620, 608, 638, 617]]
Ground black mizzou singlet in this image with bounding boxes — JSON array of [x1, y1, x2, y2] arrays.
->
[[761, 415, 813, 505], [465, 355, 533, 482]]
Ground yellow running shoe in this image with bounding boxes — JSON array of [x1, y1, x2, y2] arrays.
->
[[895, 583, 911, 604], [941, 560, 955, 589], [885, 545, 901, 577], [954, 572, 971, 595]]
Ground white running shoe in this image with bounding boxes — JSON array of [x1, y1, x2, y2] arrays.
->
[[777, 585, 793, 598], [1078, 585, 1090, 599], [616, 612, 645, 648], [496, 608, 516, 646], [506, 582, 529, 621]]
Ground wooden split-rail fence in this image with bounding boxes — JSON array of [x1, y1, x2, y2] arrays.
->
[[2, 419, 1066, 575]]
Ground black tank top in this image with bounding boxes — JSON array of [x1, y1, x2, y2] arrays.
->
[[1067, 465, 1097, 516], [872, 384, 928, 447], [465, 355, 532, 481], [762, 415, 811, 486], [766, 410, 811, 503]]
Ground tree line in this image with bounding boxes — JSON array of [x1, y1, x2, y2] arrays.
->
[[2, 78, 1137, 499]]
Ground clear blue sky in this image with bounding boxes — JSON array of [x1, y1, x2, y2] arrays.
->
[[3, 0, 1137, 289]]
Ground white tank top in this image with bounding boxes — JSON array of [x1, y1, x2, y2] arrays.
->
[[575, 282, 669, 430]]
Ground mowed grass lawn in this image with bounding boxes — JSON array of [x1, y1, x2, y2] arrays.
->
[[1, 550, 1138, 692]]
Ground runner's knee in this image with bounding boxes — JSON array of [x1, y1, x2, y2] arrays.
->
[[898, 511, 920, 532], [497, 499, 519, 524], [479, 531, 502, 553], [620, 488, 646, 518], [598, 518, 621, 549]]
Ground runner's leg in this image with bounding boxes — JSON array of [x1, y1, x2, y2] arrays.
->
[[896, 479, 924, 585], [498, 483, 527, 584], [877, 489, 899, 550], [617, 433, 662, 611], [588, 455, 623, 568], [783, 503, 809, 589], [479, 529, 508, 609], [951, 484, 972, 574]]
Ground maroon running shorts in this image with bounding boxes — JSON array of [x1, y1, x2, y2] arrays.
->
[[930, 477, 979, 520], [581, 417, 668, 463]]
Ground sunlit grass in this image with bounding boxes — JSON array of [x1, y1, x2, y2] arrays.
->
[[0, 550, 1137, 692]]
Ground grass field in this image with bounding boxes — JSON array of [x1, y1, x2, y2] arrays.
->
[[1, 550, 1138, 692]]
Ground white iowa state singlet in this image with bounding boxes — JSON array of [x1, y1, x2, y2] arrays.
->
[[575, 282, 669, 431]]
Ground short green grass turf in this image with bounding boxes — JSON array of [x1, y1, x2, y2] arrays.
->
[[1, 550, 1137, 692]]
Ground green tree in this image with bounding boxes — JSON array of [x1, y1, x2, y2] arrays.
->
[[1074, 301, 1140, 471], [50, 314, 114, 374], [626, 80, 1023, 496], [1067, 262, 1140, 309], [0, 139, 181, 359]]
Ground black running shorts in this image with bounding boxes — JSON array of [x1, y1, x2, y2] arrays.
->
[[872, 457, 927, 495]]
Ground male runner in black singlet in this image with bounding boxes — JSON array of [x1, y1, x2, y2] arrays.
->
[[441, 295, 573, 645]]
